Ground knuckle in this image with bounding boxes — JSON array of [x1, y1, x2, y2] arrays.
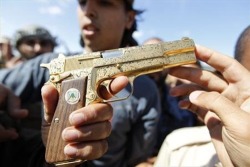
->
[[88, 121, 111, 140], [102, 121, 112, 138], [79, 140, 108, 160], [95, 140, 108, 158], [208, 91, 222, 109]]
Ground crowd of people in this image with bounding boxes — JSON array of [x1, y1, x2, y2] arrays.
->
[[0, 0, 249, 167], [0, 25, 57, 69]]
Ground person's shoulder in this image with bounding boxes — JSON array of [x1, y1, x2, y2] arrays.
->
[[1, 52, 60, 73], [21, 52, 60, 69], [34, 52, 59, 63]]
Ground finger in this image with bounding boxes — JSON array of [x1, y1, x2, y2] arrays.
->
[[69, 103, 113, 126], [109, 76, 129, 94], [99, 76, 129, 100], [0, 126, 19, 142], [169, 67, 228, 93], [0, 84, 28, 119], [195, 45, 250, 82], [62, 121, 111, 142], [189, 90, 247, 127], [9, 109, 28, 119], [7, 91, 28, 119], [41, 84, 59, 123], [241, 98, 250, 113], [178, 97, 209, 122], [64, 140, 108, 160], [180, 99, 221, 130], [170, 83, 203, 98]]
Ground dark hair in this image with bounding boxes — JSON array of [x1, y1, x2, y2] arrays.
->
[[13, 25, 57, 48], [121, 0, 144, 47], [80, 0, 144, 48], [234, 25, 250, 62]]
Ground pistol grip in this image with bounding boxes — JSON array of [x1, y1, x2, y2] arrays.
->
[[45, 77, 87, 165]]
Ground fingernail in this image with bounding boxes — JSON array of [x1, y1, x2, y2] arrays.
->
[[69, 112, 85, 125], [63, 130, 79, 141], [189, 91, 203, 101], [64, 145, 78, 156]]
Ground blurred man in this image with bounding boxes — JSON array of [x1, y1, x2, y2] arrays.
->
[[6, 25, 58, 131], [7, 25, 57, 67], [0, 0, 160, 166]]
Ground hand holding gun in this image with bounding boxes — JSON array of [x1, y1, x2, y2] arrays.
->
[[41, 38, 196, 166]]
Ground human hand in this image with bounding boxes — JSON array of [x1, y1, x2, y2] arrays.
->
[[41, 76, 129, 160], [0, 84, 28, 142], [169, 45, 250, 167]]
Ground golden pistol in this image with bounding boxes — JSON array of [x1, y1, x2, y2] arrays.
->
[[41, 37, 196, 166]]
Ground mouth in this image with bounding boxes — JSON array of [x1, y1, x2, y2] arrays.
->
[[83, 24, 99, 37]]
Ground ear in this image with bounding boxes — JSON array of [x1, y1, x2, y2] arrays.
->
[[125, 11, 136, 29]]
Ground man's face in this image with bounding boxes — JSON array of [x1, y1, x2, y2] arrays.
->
[[18, 37, 54, 59], [77, 0, 135, 52]]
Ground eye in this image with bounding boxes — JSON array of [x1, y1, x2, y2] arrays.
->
[[98, 0, 113, 6], [25, 40, 35, 46], [78, 0, 87, 6]]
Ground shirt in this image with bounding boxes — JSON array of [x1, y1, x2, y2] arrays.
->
[[0, 52, 161, 167]]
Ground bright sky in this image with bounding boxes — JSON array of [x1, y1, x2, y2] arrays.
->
[[1, 0, 250, 58]]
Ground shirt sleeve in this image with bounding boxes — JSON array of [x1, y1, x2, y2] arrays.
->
[[0, 53, 58, 103]]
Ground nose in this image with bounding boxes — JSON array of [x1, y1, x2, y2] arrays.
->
[[84, 1, 97, 18], [34, 43, 42, 53]]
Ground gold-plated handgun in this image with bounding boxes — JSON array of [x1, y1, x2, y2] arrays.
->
[[41, 37, 196, 166]]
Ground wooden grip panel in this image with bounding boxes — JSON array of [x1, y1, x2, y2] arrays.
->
[[45, 77, 87, 165]]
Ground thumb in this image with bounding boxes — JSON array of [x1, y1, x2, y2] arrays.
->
[[41, 84, 59, 123]]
